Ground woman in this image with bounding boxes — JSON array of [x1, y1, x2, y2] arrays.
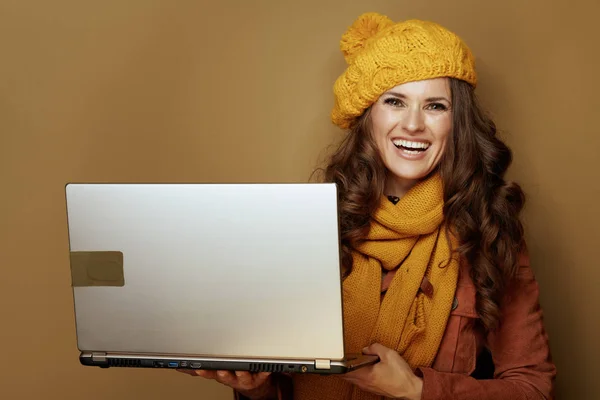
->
[[179, 12, 556, 400]]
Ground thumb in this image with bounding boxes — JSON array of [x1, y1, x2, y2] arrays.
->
[[362, 342, 390, 361]]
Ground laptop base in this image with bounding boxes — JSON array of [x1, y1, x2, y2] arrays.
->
[[80, 352, 378, 375]]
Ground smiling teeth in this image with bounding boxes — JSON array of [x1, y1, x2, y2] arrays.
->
[[392, 139, 430, 150]]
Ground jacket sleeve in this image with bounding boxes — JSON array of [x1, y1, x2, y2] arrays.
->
[[416, 251, 557, 400]]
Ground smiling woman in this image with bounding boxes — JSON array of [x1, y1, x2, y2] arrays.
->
[[186, 11, 556, 400]]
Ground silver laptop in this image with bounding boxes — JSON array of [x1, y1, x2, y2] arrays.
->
[[64, 182, 377, 374]]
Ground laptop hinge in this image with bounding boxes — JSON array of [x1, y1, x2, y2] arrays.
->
[[314, 359, 331, 370], [92, 352, 107, 362]]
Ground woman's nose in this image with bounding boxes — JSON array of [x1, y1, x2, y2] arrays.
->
[[402, 107, 425, 133]]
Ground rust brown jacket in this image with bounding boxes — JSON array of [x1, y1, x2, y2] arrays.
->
[[236, 250, 556, 399]]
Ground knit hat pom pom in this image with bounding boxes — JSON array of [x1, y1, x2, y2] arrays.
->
[[340, 12, 394, 64]]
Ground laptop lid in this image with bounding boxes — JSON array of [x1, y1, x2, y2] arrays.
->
[[65, 183, 345, 363]]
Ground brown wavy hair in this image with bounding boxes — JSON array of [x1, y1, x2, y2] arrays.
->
[[313, 78, 526, 331]]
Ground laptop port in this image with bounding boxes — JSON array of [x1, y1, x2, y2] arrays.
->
[[168, 362, 179, 368], [190, 362, 202, 369]]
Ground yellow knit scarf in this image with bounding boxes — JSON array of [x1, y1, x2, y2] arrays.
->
[[292, 174, 460, 400]]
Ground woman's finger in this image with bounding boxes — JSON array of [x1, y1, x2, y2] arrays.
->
[[178, 368, 271, 393], [214, 370, 237, 386], [193, 369, 218, 379], [255, 372, 271, 382], [234, 371, 253, 387]]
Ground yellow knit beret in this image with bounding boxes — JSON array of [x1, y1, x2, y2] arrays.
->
[[331, 12, 477, 129]]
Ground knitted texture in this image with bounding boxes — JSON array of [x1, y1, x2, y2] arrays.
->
[[292, 174, 460, 400], [331, 12, 477, 129]]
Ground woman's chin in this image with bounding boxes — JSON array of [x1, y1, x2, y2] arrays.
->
[[387, 168, 432, 182]]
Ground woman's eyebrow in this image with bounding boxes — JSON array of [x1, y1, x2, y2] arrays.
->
[[384, 92, 450, 103]]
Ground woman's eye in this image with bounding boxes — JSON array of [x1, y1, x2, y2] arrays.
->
[[427, 103, 448, 111], [384, 98, 403, 107]]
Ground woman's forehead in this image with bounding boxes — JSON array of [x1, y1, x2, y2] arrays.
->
[[384, 78, 451, 97]]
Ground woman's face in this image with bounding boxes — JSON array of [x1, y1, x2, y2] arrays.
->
[[370, 77, 453, 195]]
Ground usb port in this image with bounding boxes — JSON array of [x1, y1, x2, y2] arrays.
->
[[168, 362, 179, 368]]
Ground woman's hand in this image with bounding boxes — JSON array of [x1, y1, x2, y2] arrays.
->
[[343, 343, 423, 400], [177, 369, 274, 400]]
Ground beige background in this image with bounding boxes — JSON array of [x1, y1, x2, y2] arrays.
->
[[1, 0, 598, 399]]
